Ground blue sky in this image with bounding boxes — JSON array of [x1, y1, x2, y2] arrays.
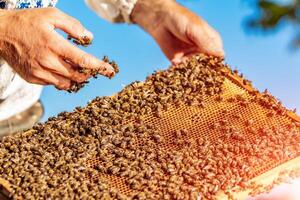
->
[[40, 0, 300, 121]]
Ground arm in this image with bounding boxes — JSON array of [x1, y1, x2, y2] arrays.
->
[[0, 8, 114, 90]]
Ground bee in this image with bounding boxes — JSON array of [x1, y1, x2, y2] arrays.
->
[[152, 134, 163, 143], [232, 113, 242, 119], [107, 166, 120, 175], [266, 112, 275, 118]]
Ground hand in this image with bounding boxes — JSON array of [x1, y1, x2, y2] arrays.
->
[[132, 0, 224, 64], [0, 8, 114, 90]]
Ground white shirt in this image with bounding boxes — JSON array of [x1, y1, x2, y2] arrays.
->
[[0, 0, 137, 121]]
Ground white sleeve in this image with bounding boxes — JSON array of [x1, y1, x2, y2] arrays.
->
[[85, 0, 138, 23], [0, 60, 42, 121]]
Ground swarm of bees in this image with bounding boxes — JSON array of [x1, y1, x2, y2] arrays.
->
[[66, 35, 120, 93], [0, 54, 299, 199]]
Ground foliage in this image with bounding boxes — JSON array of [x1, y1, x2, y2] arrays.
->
[[247, 0, 300, 47]]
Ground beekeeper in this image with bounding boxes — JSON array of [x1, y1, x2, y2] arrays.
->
[[0, 0, 224, 134]]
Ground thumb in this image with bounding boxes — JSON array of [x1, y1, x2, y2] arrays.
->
[[189, 22, 225, 57]]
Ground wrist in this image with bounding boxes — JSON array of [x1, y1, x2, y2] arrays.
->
[[131, 0, 175, 33]]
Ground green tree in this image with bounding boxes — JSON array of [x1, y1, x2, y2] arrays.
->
[[247, 0, 300, 47]]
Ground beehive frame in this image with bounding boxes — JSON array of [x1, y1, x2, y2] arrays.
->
[[0, 57, 299, 200]]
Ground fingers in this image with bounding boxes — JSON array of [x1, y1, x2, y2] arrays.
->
[[165, 4, 224, 58], [153, 28, 200, 64], [202, 24, 224, 57], [171, 47, 200, 64], [44, 8, 114, 78], [41, 55, 88, 83], [188, 21, 225, 57], [54, 35, 115, 77], [32, 69, 71, 90], [27, 77, 49, 86], [49, 8, 93, 43]]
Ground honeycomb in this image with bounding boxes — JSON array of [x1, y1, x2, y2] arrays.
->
[[84, 74, 300, 198], [0, 55, 299, 199]]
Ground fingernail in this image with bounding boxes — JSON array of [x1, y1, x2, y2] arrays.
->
[[103, 63, 115, 72], [107, 71, 115, 79], [102, 69, 115, 78], [99, 63, 115, 78], [83, 29, 93, 40]]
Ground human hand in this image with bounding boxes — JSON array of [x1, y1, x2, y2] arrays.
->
[[0, 8, 115, 90], [131, 0, 224, 64]]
